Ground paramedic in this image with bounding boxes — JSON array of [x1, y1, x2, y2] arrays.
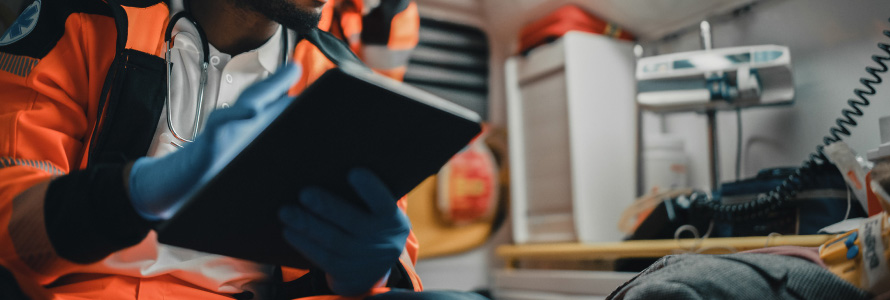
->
[[0, 0, 433, 299]]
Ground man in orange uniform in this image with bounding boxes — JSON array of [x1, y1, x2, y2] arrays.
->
[[0, 0, 482, 299]]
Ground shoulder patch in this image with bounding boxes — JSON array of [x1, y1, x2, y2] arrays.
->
[[0, 0, 41, 46], [0, 0, 112, 59]]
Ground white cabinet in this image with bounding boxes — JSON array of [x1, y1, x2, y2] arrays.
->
[[507, 32, 637, 244]]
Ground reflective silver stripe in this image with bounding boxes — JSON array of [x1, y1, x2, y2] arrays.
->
[[361, 45, 413, 70], [0, 52, 38, 77], [0, 157, 63, 175], [348, 33, 361, 46]]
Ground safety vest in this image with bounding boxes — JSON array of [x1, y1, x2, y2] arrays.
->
[[0, 0, 421, 299]]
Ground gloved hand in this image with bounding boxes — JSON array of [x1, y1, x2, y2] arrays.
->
[[128, 63, 302, 220], [279, 168, 411, 296]]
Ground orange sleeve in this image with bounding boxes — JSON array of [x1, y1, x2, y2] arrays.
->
[[0, 11, 117, 286], [383, 1, 419, 51], [331, 0, 419, 81], [376, 1, 418, 81]]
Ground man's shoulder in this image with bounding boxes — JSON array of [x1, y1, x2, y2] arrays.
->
[[0, 0, 113, 59]]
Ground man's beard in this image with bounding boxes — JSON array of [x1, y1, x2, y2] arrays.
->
[[231, 0, 321, 33]]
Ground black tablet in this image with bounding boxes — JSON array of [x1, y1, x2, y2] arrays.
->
[[155, 64, 482, 268]]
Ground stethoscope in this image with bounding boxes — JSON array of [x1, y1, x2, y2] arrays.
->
[[164, 11, 289, 147]]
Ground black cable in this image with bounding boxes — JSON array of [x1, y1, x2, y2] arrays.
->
[[692, 19, 890, 221], [736, 108, 743, 181]]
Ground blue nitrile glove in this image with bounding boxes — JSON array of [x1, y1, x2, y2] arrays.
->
[[128, 63, 302, 220], [279, 168, 411, 296]]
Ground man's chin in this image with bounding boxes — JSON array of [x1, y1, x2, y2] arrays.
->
[[280, 11, 321, 34], [240, 0, 322, 34]]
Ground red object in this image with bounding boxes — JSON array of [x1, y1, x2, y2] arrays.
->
[[518, 5, 635, 54], [438, 127, 498, 225], [866, 172, 886, 216]]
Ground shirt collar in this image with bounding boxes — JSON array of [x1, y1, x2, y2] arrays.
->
[[257, 25, 285, 73]]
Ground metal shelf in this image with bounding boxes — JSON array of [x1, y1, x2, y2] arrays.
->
[[497, 235, 835, 268]]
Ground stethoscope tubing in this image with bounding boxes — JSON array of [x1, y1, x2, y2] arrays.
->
[[164, 10, 288, 147], [165, 11, 209, 146]]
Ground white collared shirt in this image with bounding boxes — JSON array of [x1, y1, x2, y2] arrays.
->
[[75, 2, 295, 297], [148, 12, 293, 157]]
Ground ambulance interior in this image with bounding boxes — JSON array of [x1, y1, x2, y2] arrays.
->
[[398, 0, 890, 298], [2, 0, 890, 298]]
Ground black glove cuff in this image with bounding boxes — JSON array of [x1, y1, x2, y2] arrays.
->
[[45, 163, 155, 264]]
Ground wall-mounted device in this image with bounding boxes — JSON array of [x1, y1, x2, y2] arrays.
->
[[636, 44, 794, 113], [635, 21, 796, 191]]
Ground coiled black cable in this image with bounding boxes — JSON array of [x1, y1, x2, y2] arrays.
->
[[692, 19, 890, 221]]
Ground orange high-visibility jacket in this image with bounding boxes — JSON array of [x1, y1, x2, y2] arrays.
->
[[0, 0, 420, 299]]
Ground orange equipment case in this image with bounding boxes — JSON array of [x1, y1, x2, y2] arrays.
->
[[518, 5, 635, 54]]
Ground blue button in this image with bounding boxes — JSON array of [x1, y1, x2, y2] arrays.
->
[[846, 231, 859, 248], [847, 245, 860, 260]]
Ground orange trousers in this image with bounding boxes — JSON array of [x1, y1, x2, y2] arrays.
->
[[45, 274, 240, 300], [37, 273, 386, 300]]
